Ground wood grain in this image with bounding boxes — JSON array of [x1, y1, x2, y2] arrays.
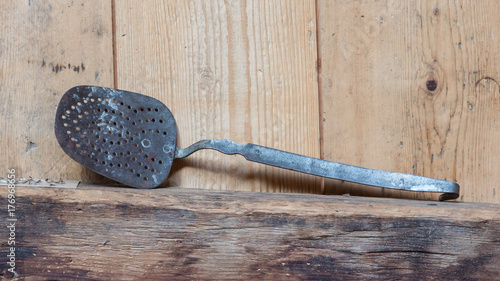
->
[[114, 0, 321, 194], [1, 185, 500, 279], [2, 0, 499, 203], [0, 0, 114, 182], [318, 0, 500, 202]]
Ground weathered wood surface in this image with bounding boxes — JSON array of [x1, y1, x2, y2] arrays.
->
[[318, 1, 500, 202], [0, 0, 114, 183], [114, 0, 321, 193], [2, 0, 500, 203], [1, 185, 500, 280]]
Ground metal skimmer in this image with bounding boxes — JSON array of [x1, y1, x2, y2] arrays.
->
[[55, 86, 460, 200]]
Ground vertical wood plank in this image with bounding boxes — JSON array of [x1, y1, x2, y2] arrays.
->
[[114, 0, 321, 193], [0, 1, 113, 182], [318, 0, 500, 202]]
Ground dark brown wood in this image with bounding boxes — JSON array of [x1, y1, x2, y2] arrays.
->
[[1, 185, 499, 280]]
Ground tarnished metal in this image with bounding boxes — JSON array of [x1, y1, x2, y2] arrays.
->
[[55, 86, 460, 200], [55, 86, 177, 188], [176, 140, 460, 201]]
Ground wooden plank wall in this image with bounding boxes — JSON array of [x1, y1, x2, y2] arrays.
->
[[1, 0, 499, 203], [114, 0, 321, 193], [0, 0, 114, 183], [318, 1, 500, 202]]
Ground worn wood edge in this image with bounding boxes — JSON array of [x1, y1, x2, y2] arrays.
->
[[10, 184, 500, 221], [1, 184, 500, 279]]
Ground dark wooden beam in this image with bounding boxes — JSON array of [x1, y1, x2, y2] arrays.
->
[[1, 185, 499, 279]]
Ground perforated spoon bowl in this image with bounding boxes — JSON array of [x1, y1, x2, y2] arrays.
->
[[55, 86, 459, 200]]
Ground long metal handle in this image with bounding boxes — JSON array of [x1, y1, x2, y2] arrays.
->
[[175, 139, 459, 201]]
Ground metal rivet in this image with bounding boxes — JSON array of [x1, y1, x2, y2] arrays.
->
[[141, 139, 151, 148]]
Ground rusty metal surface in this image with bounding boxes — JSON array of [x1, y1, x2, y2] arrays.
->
[[55, 86, 177, 188], [55, 86, 459, 200]]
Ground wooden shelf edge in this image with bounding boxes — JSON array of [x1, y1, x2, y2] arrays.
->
[[1, 185, 499, 279]]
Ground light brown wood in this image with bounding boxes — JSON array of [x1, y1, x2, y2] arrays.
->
[[2, 0, 499, 203], [114, 0, 321, 194], [2, 185, 500, 279], [0, 0, 114, 182], [318, 0, 500, 202]]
